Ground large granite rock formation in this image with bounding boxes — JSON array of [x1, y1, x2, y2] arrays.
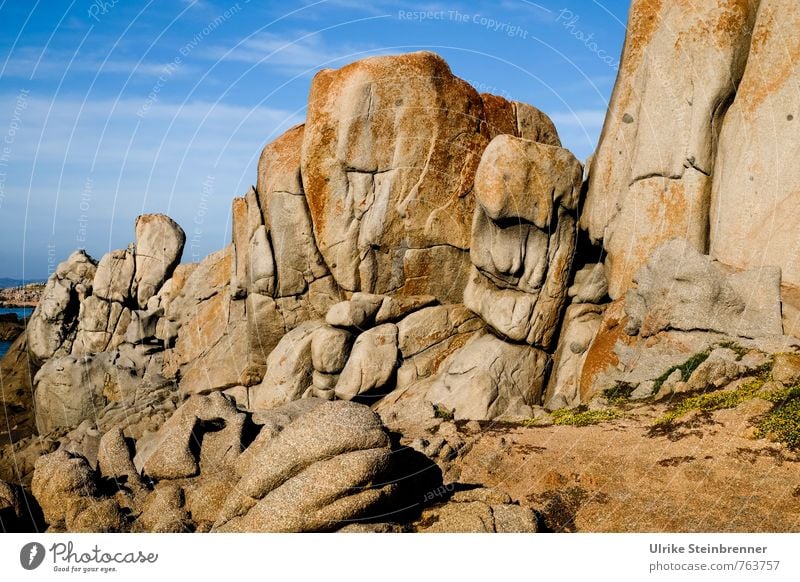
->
[[301, 51, 560, 303], [581, 0, 759, 299], [709, 0, 800, 333]]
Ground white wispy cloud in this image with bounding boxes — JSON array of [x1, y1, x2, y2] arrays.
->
[[550, 108, 607, 130], [3, 46, 198, 80], [203, 30, 391, 74]]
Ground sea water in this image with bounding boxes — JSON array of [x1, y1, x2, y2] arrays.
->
[[0, 306, 32, 358]]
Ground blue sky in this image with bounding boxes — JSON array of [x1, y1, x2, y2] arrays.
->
[[0, 0, 629, 280]]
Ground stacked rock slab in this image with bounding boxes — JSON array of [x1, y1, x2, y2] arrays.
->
[[709, 0, 800, 335], [465, 135, 582, 349], [543, 263, 608, 409], [378, 133, 583, 421], [29, 397, 403, 533], [581, 0, 759, 299], [235, 125, 342, 382]]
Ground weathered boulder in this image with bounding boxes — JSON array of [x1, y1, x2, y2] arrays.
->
[[134, 392, 246, 480], [164, 247, 250, 394], [465, 135, 581, 349], [624, 239, 783, 339], [543, 303, 606, 410], [708, 0, 800, 335], [33, 354, 108, 434], [230, 187, 263, 298], [257, 124, 330, 298], [334, 324, 399, 401], [34, 347, 170, 435], [302, 52, 560, 303], [93, 248, 135, 303], [134, 214, 186, 309], [396, 304, 483, 388], [414, 488, 537, 533], [326, 293, 384, 329], [31, 450, 97, 529], [425, 331, 550, 421], [71, 295, 130, 354], [302, 51, 482, 299], [134, 482, 191, 533], [310, 325, 353, 374], [248, 320, 324, 411], [27, 250, 96, 361], [213, 401, 395, 532], [581, 0, 759, 298]]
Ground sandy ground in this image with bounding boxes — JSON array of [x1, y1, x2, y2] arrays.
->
[[403, 397, 800, 532]]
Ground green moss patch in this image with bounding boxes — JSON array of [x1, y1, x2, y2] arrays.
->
[[602, 382, 636, 405], [653, 377, 767, 427], [551, 406, 622, 427], [755, 385, 800, 449], [652, 351, 711, 393]]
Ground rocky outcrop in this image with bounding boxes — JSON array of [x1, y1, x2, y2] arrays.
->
[[709, 0, 800, 333], [302, 51, 560, 303], [213, 401, 395, 532], [624, 239, 782, 339], [576, 239, 789, 402], [27, 251, 96, 361], [413, 487, 537, 533], [134, 214, 186, 309], [465, 135, 582, 348], [28, 396, 412, 533], [581, 0, 759, 299]]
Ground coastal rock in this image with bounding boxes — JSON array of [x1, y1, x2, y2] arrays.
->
[[134, 214, 186, 309], [624, 239, 783, 339], [249, 320, 324, 411], [543, 303, 605, 410], [325, 293, 384, 329], [230, 187, 263, 298], [581, 0, 759, 298], [213, 401, 395, 532], [425, 331, 550, 421], [31, 450, 97, 529], [256, 125, 330, 298], [414, 488, 537, 533], [310, 325, 353, 374], [334, 324, 399, 401], [709, 0, 800, 334], [465, 135, 581, 349], [27, 250, 96, 361], [93, 248, 135, 303], [302, 51, 485, 299], [135, 392, 245, 480]]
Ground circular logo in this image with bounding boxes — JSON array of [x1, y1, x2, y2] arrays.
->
[[19, 542, 46, 570]]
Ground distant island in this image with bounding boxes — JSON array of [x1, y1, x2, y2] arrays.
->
[[0, 280, 44, 307]]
